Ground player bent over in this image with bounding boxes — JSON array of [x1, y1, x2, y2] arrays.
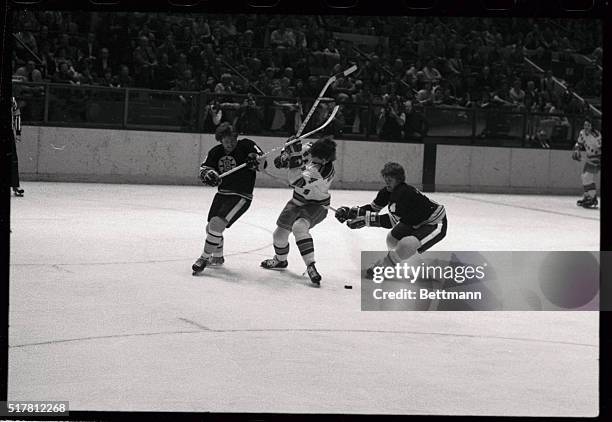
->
[[335, 162, 447, 277], [193, 122, 267, 275], [260, 137, 337, 286], [572, 119, 601, 208]]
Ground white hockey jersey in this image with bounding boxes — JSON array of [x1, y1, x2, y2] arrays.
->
[[287, 159, 335, 206], [577, 128, 602, 165]]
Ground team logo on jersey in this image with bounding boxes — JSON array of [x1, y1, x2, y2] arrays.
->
[[218, 156, 237, 173]]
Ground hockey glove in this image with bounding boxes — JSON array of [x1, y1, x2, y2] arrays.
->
[[274, 154, 289, 169], [337, 206, 366, 223], [246, 152, 261, 171], [347, 211, 381, 229], [200, 168, 221, 186], [335, 206, 351, 223], [571, 146, 582, 161]]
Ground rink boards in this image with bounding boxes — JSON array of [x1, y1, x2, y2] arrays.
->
[[16, 126, 597, 194]]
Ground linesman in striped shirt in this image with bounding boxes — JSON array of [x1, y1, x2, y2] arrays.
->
[[335, 162, 447, 277], [10, 97, 25, 197]]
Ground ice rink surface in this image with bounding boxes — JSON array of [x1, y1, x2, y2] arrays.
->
[[8, 182, 599, 416]]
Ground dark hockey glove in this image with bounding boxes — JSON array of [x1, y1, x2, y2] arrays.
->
[[346, 211, 381, 229], [246, 152, 261, 171], [335, 206, 351, 223], [201, 168, 221, 186]]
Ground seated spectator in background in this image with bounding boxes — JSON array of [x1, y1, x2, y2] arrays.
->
[[100, 69, 118, 87], [422, 59, 441, 84], [157, 34, 178, 64], [174, 68, 198, 91], [202, 99, 223, 133], [377, 97, 406, 141], [404, 100, 428, 139], [415, 82, 433, 106], [77, 58, 95, 85], [174, 53, 190, 80], [447, 49, 464, 76], [323, 39, 341, 67], [15, 60, 43, 83], [52, 61, 78, 84], [541, 70, 556, 96], [509, 79, 526, 110], [151, 53, 175, 90], [56, 33, 78, 64], [235, 95, 263, 135], [271, 76, 299, 133], [270, 22, 296, 48], [93, 48, 115, 80], [115, 64, 134, 87], [215, 73, 235, 94], [82, 32, 99, 60], [476, 65, 496, 91]]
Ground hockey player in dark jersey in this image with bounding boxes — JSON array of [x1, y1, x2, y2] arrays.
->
[[335, 162, 447, 277], [260, 137, 337, 286], [192, 122, 267, 275]]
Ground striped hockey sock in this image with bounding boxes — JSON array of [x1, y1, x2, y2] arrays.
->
[[295, 236, 315, 265], [212, 236, 224, 258], [274, 242, 289, 262], [202, 227, 223, 257], [584, 183, 597, 198]]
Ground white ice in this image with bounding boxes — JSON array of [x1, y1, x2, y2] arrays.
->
[[9, 182, 599, 416]]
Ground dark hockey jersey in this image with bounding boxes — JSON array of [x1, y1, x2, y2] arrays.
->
[[201, 138, 263, 198], [366, 183, 445, 227]]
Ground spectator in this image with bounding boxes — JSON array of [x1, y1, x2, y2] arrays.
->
[[422, 59, 442, 84], [93, 48, 115, 80], [509, 79, 526, 109], [115, 64, 134, 87], [234, 95, 264, 134], [152, 53, 175, 90], [52, 61, 77, 84], [377, 97, 406, 140], [82, 32, 99, 59], [202, 98, 223, 133]]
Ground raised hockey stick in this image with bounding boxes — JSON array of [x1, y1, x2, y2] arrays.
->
[[218, 105, 340, 179], [295, 64, 357, 137]]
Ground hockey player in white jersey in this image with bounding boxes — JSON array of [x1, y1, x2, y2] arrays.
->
[[260, 137, 337, 286], [572, 119, 601, 208]]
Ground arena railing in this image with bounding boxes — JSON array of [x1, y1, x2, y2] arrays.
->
[[12, 81, 598, 150]]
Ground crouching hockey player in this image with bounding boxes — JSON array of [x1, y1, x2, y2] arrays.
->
[[335, 162, 447, 277], [193, 122, 267, 275], [572, 119, 601, 208], [260, 137, 337, 286]]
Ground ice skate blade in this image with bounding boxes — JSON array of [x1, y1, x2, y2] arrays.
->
[[260, 266, 287, 271]]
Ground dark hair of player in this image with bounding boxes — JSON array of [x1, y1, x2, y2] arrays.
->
[[215, 122, 236, 142], [309, 137, 337, 162], [381, 162, 406, 183]]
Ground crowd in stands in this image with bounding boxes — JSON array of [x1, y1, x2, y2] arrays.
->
[[12, 12, 601, 141]]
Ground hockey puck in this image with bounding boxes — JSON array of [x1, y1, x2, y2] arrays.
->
[[344, 284, 353, 289]]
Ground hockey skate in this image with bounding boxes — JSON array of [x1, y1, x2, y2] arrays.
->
[[209, 256, 225, 266], [12, 187, 24, 197], [192, 256, 210, 275], [577, 195, 598, 209], [260, 257, 288, 270], [306, 263, 321, 286]]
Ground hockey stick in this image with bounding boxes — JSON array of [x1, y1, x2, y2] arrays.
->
[[295, 64, 357, 137], [218, 105, 340, 179]]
